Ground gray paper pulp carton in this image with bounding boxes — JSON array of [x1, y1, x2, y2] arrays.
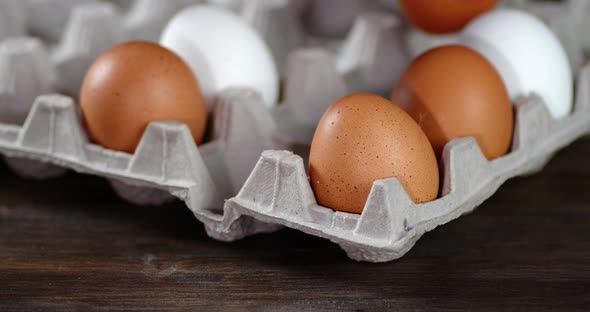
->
[[0, 0, 589, 262]]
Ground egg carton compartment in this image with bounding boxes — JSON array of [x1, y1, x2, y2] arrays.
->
[[0, 90, 232, 213]]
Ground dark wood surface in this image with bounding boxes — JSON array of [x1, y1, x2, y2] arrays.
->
[[1, 139, 590, 311]]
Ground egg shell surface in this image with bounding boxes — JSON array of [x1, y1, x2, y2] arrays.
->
[[80, 41, 208, 153], [392, 45, 514, 160], [461, 9, 573, 119], [160, 4, 279, 110], [309, 93, 439, 214]]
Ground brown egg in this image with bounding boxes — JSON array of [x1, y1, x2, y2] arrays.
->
[[391, 45, 513, 160], [400, 0, 498, 34], [309, 94, 439, 214], [80, 41, 207, 153]]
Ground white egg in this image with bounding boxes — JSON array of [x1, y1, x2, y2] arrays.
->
[[460, 9, 573, 119], [160, 5, 279, 109]]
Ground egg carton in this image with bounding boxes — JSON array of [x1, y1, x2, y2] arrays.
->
[[2, 56, 590, 263], [1, 0, 589, 262], [0, 0, 434, 254], [208, 1, 590, 261], [0, 1, 409, 187], [4, 60, 585, 262], [0, 6, 408, 201], [224, 62, 590, 262]]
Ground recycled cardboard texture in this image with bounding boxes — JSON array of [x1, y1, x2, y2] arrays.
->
[[1, 0, 590, 262]]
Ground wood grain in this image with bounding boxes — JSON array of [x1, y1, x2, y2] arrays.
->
[[1, 139, 590, 311]]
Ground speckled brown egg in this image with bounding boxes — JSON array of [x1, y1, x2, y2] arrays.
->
[[80, 41, 207, 153], [309, 93, 439, 214], [391, 45, 514, 160]]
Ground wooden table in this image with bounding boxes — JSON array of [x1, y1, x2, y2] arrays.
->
[[1, 138, 589, 311]]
